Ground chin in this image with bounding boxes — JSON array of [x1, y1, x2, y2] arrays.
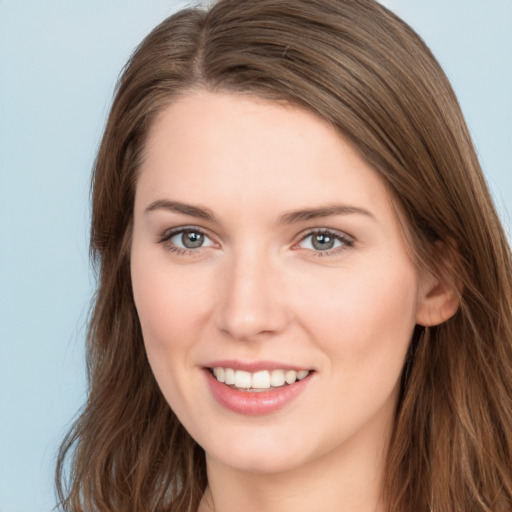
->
[[198, 421, 327, 476], [206, 444, 309, 475]]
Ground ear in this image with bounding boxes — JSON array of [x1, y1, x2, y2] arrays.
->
[[415, 245, 461, 327]]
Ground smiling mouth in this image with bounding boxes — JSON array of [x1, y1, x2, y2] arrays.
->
[[209, 367, 312, 392]]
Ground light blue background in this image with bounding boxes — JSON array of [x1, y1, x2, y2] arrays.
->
[[1, 1, 510, 511]]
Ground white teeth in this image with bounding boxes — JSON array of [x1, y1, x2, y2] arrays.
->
[[234, 370, 252, 389], [252, 370, 271, 389], [270, 369, 286, 387], [285, 370, 297, 384], [211, 367, 310, 389], [213, 367, 225, 383], [225, 368, 236, 385]]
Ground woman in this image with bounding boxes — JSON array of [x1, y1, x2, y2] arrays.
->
[[56, 0, 512, 511]]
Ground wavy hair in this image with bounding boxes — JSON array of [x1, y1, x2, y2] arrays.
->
[[56, 1, 512, 511]]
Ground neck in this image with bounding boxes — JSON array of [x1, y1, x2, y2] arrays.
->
[[197, 417, 391, 512]]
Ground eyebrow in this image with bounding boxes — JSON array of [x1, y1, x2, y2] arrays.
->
[[144, 199, 375, 224], [278, 204, 375, 224], [145, 200, 217, 222]]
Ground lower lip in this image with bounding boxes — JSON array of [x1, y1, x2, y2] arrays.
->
[[204, 370, 312, 416]]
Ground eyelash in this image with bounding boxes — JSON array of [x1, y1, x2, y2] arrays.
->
[[157, 227, 355, 257], [158, 226, 216, 256], [294, 228, 355, 257]]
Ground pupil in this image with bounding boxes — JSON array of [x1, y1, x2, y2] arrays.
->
[[312, 233, 334, 250], [182, 231, 204, 249]]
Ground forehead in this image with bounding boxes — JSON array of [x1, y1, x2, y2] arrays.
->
[[137, 90, 390, 214]]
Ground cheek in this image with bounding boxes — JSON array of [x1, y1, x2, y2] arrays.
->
[[130, 250, 213, 425], [130, 246, 207, 371], [132, 238, 214, 333], [292, 262, 419, 440], [293, 260, 419, 375]]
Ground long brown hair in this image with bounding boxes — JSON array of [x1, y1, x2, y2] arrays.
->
[[56, 1, 512, 511]]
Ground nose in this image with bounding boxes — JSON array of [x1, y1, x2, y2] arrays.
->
[[215, 247, 290, 341]]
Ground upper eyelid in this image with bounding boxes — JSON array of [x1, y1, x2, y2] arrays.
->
[[294, 227, 355, 243], [157, 225, 354, 249], [160, 225, 213, 240], [158, 226, 218, 254]]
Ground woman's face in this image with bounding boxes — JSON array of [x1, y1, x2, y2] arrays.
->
[[131, 91, 428, 475]]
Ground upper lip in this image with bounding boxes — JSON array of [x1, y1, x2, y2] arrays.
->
[[204, 359, 313, 372]]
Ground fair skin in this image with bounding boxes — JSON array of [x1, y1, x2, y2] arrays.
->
[[131, 91, 455, 512]]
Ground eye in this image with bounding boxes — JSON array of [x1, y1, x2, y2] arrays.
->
[[159, 227, 216, 253], [296, 229, 354, 254]]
